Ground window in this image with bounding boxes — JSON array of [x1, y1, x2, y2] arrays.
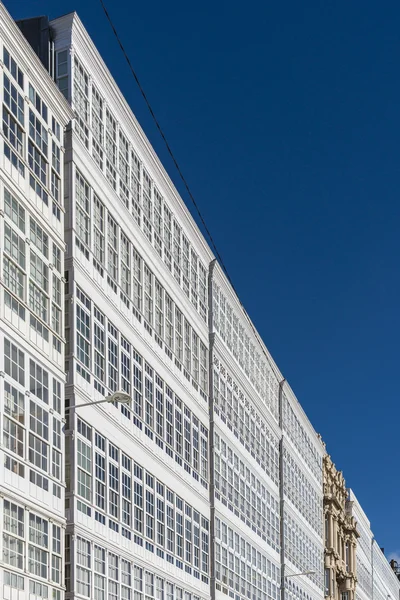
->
[[30, 251, 48, 293], [29, 513, 48, 548], [52, 243, 62, 273], [28, 84, 48, 121], [30, 360, 49, 403], [121, 232, 131, 299], [3, 255, 24, 300], [56, 50, 68, 98], [105, 108, 117, 189], [52, 140, 60, 174], [76, 301, 91, 371], [75, 170, 91, 256], [28, 544, 48, 578], [92, 85, 104, 169], [28, 141, 47, 186], [53, 379, 62, 414], [3, 570, 24, 591], [29, 109, 48, 155], [4, 339, 24, 385], [107, 214, 118, 290], [29, 433, 48, 472], [30, 218, 49, 258], [3, 47, 24, 88], [4, 222, 25, 269], [3, 500, 25, 569], [74, 57, 89, 147], [108, 323, 119, 391], [4, 75, 24, 124], [4, 188, 25, 232], [3, 105, 24, 156], [93, 195, 105, 271]]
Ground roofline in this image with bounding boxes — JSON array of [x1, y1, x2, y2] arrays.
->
[[1, 3, 74, 122]]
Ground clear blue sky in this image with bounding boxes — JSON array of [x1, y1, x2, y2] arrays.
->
[[9, 0, 400, 556]]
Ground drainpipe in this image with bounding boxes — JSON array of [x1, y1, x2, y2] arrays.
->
[[208, 259, 217, 600], [279, 378, 286, 600]]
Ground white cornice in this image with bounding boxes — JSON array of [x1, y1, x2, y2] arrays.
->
[[0, 3, 73, 124]]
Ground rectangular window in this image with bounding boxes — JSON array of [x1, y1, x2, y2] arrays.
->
[[28, 84, 48, 121], [3, 106, 24, 156], [29, 360, 49, 404], [93, 195, 105, 271], [29, 109, 48, 155], [74, 57, 89, 147], [3, 47, 24, 88], [121, 232, 131, 299], [75, 170, 91, 256], [4, 75, 24, 124], [56, 50, 68, 98], [92, 85, 104, 169], [107, 214, 118, 289], [4, 188, 25, 232], [30, 218, 49, 258], [28, 141, 47, 186], [4, 339, 24, 385], [105, 108, 117, 189]]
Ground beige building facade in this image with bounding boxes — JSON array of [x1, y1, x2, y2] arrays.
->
[[323, 455, 359, 600]]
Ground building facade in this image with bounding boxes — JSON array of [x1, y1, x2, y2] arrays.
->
[[347, 489, 400, 600], [323, 456, 358, 600], [9, 4, 400, 600], [209, 261, 326, 600], [51, 10, 214, 600], [0, 4, 73, 600]]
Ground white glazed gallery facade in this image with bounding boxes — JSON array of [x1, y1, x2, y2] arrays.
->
[[348, 490, 400, 600], [49, 10, 326, 600], [0, 5, 398, 600], [0, 4, 73, 600]]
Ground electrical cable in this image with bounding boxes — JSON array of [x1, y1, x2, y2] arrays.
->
[[99, 0, 284, 385]]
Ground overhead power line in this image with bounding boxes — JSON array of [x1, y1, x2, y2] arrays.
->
[[99, 0, 284, 385]]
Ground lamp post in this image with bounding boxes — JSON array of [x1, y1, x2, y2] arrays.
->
[[281, 570, 316, 599], [66, 391, 131, 410]]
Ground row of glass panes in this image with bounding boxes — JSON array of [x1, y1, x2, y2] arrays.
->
[[282, 394, 322, 482], [2, 498, 62, 585], [214, 517, 280, 600], [2, 188, 63, 343], [66, 533, 206, 600], [3, 58, 63, 216], [3, 571, 62, 600], [283, 511, 323, 590], [72, 57, 208, 322], [282, 447, 323, 536], [213, 358, 279, 484], [74, 168, 208, 394], [71, 289, 208, 485], [356, 560, 373, 597], [212, 283, 280, 421], [214, 432, 280, 552], [3, 341, 63, 490], [2, 45, 57, 131], [284, 580, 315, 600], [73, 417, 209, 577], [73, 275, 207, 398]]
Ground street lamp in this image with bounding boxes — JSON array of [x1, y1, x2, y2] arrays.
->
[[281, 569, 316, 600], [66, 391, 131, 410], [284, 570, 316, 579]]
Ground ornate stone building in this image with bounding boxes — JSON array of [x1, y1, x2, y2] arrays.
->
[[323, 456, 359, 600]]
